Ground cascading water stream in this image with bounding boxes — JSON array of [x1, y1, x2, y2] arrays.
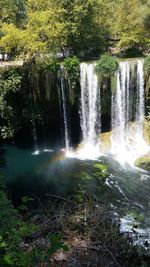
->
[[79, 63, 101, 159], [111, 59, 149, 165], [136, 59, 145, 131], [60, 71, 70, 151], [31, 111, 39, 155]]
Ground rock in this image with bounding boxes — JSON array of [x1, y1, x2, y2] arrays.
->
[[100, 131, 111, 153], [135, 156, 150, 171], [144, 120, 150, 145], [53, 251, 67, 261]]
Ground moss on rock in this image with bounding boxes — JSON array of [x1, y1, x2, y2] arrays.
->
[[135, 155, 150, 171], [144, 120, 150, 145]]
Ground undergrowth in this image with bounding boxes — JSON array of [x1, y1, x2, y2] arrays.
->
[[0, 173, 150, 267]]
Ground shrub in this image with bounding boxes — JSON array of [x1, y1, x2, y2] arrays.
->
[[63, 56, 80, 104], [34, 55, 60, 73], [63, 56, 80, 89], [95, 54, 119, 78], [0, 177, 68, 266]]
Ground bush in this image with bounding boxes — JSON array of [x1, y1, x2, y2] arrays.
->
[[95, 54, 119, 78], [43, 56, 60, 73], [63, 56, 80, 88], [0, 180, 68, 267], [34, 55, 60, 73], [63, 56, 80, 104]]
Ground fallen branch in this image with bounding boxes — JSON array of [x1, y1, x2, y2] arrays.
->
[[104, 245, 120, 267], [88, 244, 120, 267]]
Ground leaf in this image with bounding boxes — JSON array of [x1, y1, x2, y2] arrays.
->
[[4, 254, 14, 265]]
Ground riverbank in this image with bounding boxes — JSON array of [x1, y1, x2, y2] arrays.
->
[[20, 197, 150, 267], [1, 179, 150, 267]]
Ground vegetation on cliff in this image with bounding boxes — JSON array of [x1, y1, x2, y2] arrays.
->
[[0, 67, 22, 138]]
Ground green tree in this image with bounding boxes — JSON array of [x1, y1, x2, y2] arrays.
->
[[0, 1, 67, 56], [0, 0, 27, 26], [0, 0, 109, 57], [0, 0, 149, 57], [143, 0, 150, 46], [53, 0, 107, 54], [111, 0, 146, 49]]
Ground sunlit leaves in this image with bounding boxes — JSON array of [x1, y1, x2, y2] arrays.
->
[[0, 23, 22, 53], [112, 0, 146, 48], [0, 0, 27, 26], [0, 0, 150, 55]]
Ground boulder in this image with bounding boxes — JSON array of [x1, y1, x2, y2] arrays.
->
[[135, 155, 150, 171]]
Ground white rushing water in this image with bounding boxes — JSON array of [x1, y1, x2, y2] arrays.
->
[[78, 62, 101, 159], [31, 110, 40, 155], [111, 59, 149, 165], [60, 73, 70, 151]]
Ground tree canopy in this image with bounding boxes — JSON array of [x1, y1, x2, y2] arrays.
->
[[0, 0, 150, 57]]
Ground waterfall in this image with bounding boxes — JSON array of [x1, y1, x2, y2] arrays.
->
[[111, 59, 149, 165], [136, 59, 145, 132], [31, 112, 39, 155], [79, 63, 101, 158], [60, 72, 70, 150]]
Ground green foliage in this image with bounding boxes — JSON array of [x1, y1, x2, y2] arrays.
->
[[0, 0, 107, 57], [143, 0, 150, 37], [94, 163, 108, 173], [0, 182, 25, 266], [111, 0, 146, 50], [54, 0, 107, 55], [0, 0, 68, 56], [48, 233, 69, 256], [31, 55, 60, 74], [17, 196, 34, 212], [0, 178, 68, 266], [125, 210, 145, 222], [63, 56, 80, 103], [0, 68, 22, 138], [74, 162, 109, 203], [41, 56, 60, 73], [0, 0, 27, 26], [46, 60, 60, 73], [95, 54, 119, 79], [0, 0, 150, 56], [63, 56, 80, 87]]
